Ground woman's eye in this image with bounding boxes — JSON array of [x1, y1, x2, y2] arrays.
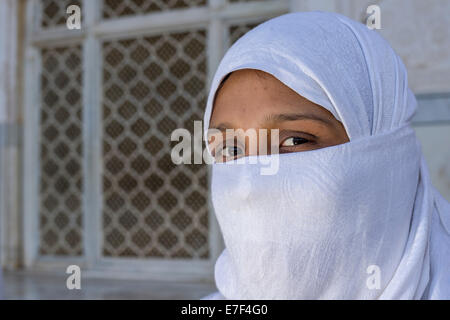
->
[[281, 136, 309, 147], [215, 145, 245, 161], [223, 146, 244, 158]]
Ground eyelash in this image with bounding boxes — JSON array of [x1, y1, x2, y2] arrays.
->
[[280, 136, 310, 147]]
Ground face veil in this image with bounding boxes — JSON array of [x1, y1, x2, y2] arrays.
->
[[203, 12, 450, 300]]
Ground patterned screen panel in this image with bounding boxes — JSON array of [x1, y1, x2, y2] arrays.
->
[[103, 0, 207, 19], [40, 45, 83, 256], [41, 0, 82, 28], [102, 29, 209, 258], [229, 20, 264, 45]]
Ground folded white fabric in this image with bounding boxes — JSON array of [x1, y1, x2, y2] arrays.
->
[[202, 11, 450, 299]]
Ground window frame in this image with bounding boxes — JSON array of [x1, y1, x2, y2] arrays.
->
[[22, 0, 290, 281]]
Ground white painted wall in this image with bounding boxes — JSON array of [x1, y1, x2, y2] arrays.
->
[[415, 125, 450, 200], [0, 0, 20, 295]]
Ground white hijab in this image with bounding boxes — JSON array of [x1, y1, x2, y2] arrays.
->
[[203, 12, 450, 300]]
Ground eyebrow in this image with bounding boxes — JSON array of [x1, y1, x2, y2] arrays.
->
[[263, 112, 334, 126], [208, 122, 234, 131], [209, 112, 334, 131]]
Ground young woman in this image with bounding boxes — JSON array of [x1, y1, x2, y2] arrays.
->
[[202, 12, 450, 299]]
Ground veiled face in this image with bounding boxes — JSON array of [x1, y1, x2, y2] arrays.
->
[[208, 69, 349, 161]]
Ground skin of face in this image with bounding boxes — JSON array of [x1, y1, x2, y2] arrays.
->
[[208, 69, 350, 161]]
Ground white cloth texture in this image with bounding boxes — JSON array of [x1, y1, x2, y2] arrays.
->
[[202, 12, 450, 300]]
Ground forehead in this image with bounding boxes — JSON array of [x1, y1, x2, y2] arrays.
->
[[210, 69, 331, 128]]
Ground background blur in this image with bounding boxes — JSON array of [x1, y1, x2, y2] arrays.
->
[[0, 0, 449, 299]]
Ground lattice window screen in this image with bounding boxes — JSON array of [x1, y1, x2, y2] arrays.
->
[[103, 0, 207, 19], [229, 20, 264, 45], [39, 45, 83, 256], [41, 0, 82, 28], [102, 29, 209, 258], [35, 0, 276, 263]]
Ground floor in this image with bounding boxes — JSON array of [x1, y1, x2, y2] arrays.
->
[[2, 270, 217, 300]]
